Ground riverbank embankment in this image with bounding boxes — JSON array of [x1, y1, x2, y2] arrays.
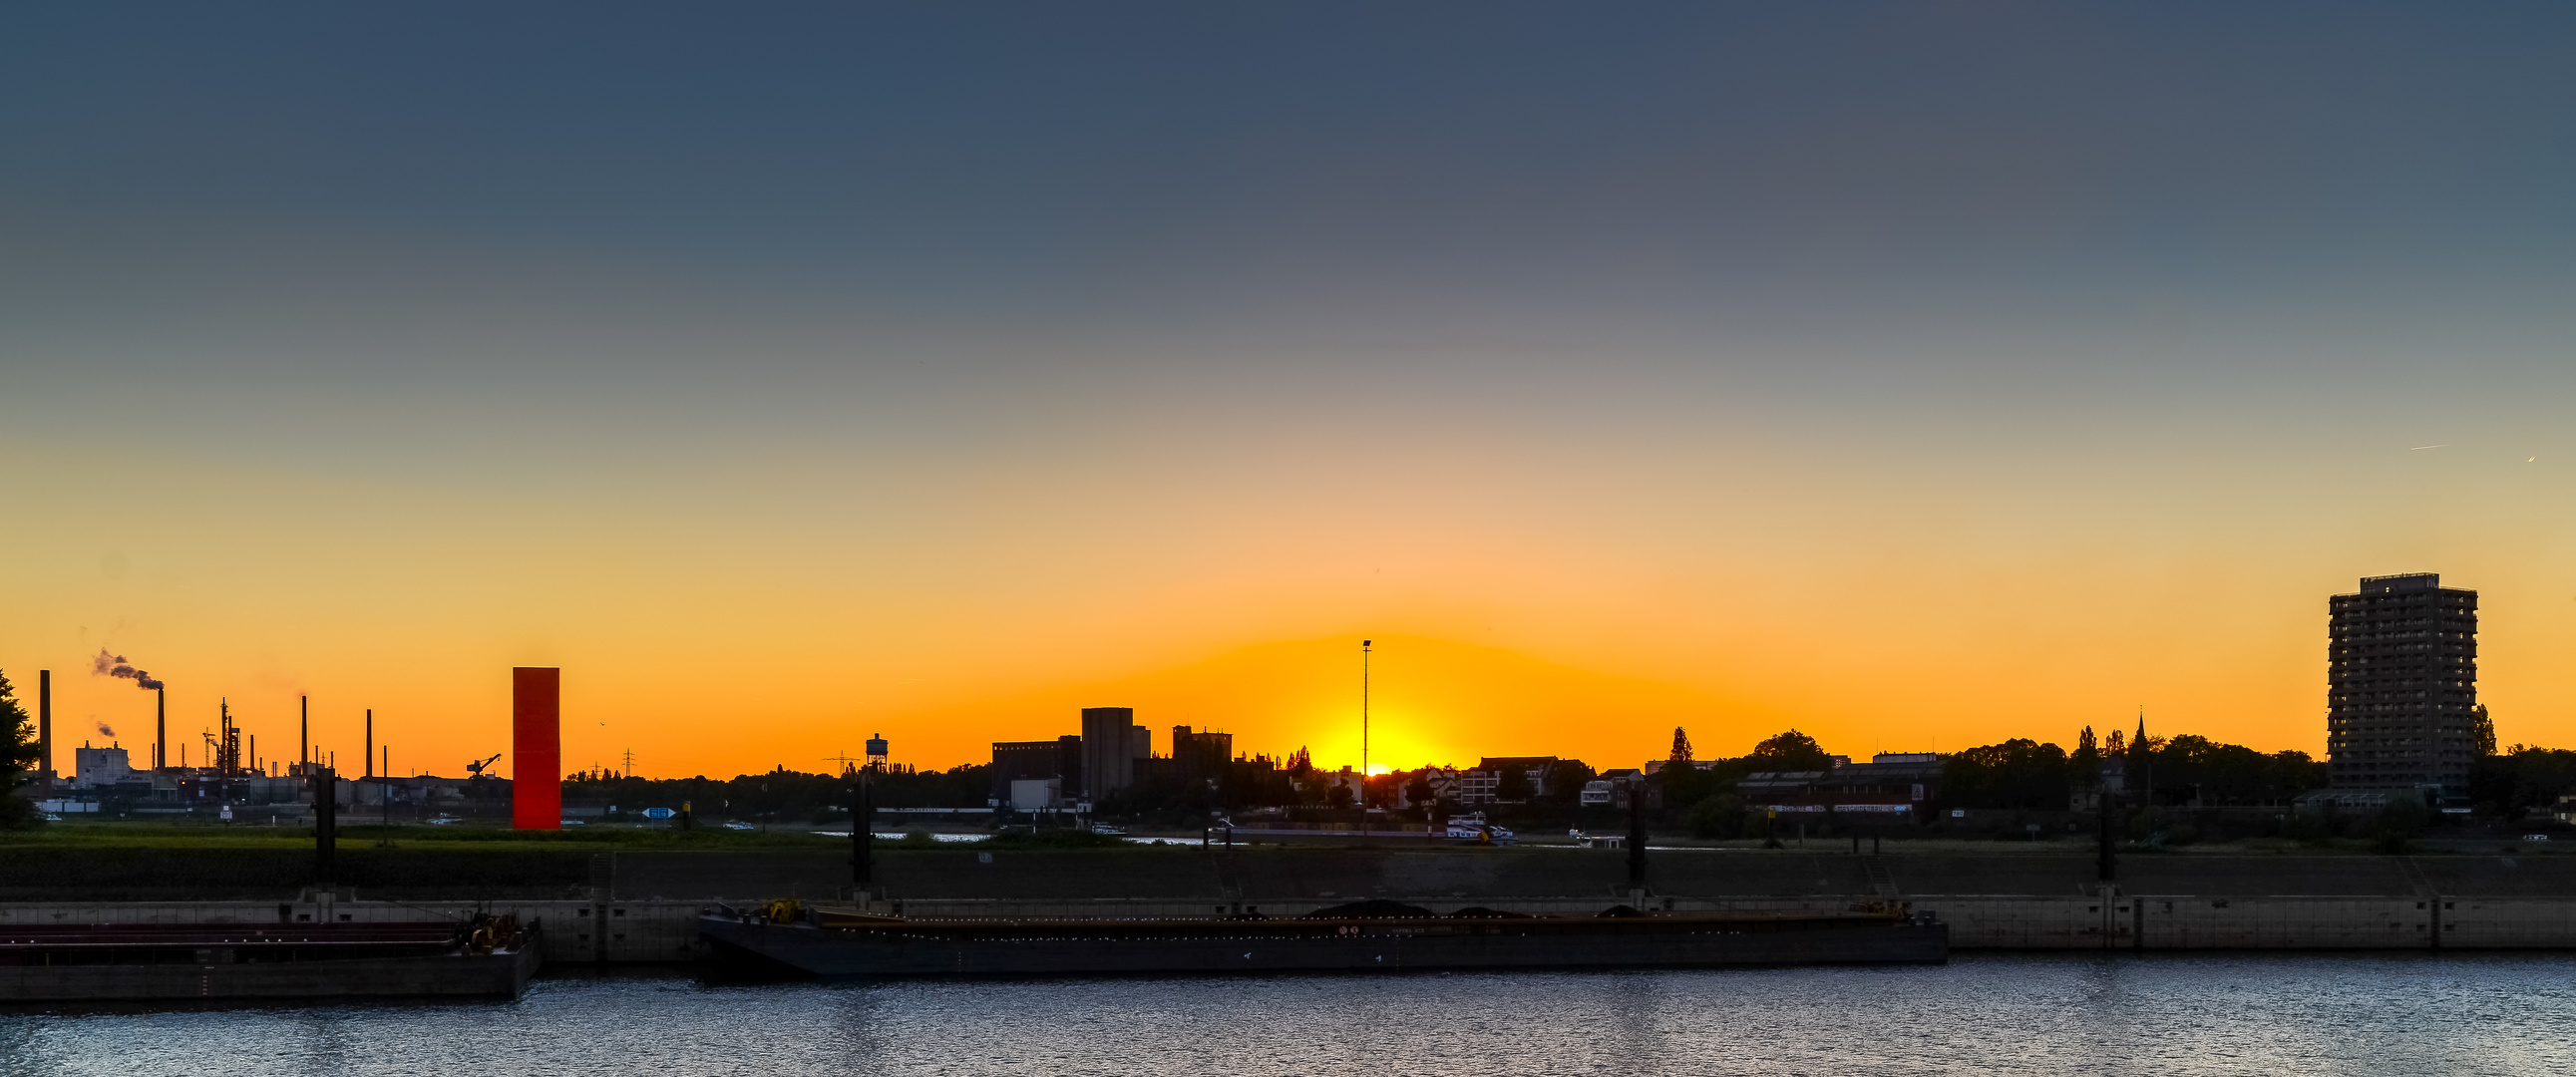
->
[[8, 847, 2574, 958]]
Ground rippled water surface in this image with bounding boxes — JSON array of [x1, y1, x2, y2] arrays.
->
[[6, 954, 2571, 1076]]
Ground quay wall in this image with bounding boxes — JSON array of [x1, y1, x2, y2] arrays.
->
[[8, 892, 2573, 961], [10, 849, 2575, 958]]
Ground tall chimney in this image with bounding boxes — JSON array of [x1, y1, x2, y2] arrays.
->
[[365, 709, 373, 779], [512, 668, 561, 830], [156, 687, 166, 771], [37, 670, 50, 787], [300, 695, 309, 770]]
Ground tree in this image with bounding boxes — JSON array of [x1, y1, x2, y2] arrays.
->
[[1403, 771, 1435, 815], [1550, 759, 1598, 806], [1362, 773, 1398, 811], [1669, 727, 1693, 764], [1940, 739, 2068, 810], [2471, 705, 2499, 757], [0, 671, 40, 829], [1325, 783, 1354, 810], [1494, 767, 1533, 803], [1747, 729, 1832, 771], [2469, 745, 2576, 817], [2135, 735, 2323, 806], [1683, 792, 1744, 840], [2069, 726, 2101, 783]]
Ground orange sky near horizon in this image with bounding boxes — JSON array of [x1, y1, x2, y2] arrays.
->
[[9, 426, 2572, 781]]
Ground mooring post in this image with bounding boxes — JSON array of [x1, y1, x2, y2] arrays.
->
[[1626, 774, 1648, 890], [853, 765, 873, 894], [2097, 786, 2118, 887], [314, 766, 336, 892]]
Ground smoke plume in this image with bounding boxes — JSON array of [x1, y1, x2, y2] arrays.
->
[[97, 722, 116, 737], [91, 648, 165, 691]]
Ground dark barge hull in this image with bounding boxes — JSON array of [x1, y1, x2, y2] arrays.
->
[[0, 922, 543, 1002], [701, 910, 1946, 978]]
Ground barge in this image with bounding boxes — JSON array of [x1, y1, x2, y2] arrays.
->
[[701, 899, 1945, 978], [0, 914, 542, 1002]]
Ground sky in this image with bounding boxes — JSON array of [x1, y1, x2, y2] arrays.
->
[[4, 3, 2574, 781]]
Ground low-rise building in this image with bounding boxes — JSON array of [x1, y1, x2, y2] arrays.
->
[[990, 736, 1083, 805], [72, 743, 137, 788], [1584, 768, 1648, 810], [1738, 753, 1939, 816], [1009, 778, 1064, 813]]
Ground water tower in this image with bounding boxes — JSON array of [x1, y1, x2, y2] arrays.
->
[[866, 733, 889, 773]]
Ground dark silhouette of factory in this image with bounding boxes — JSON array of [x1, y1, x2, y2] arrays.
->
[[2327, 573, 2477, 798], [988, 706, 1234, 809]]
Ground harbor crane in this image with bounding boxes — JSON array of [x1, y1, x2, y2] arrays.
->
[[465, 753, 503, 776]]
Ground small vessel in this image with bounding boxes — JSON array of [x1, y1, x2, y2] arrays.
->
[[700, 899, 1943, 979], [0, 914, 543, 1002], [1444, 819, 1516, 845]]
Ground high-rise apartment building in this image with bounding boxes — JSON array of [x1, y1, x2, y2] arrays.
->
[[2327, 573, 2477, 794]]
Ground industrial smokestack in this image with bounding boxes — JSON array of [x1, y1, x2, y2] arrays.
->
[[300, 695, 308, 770], [365, 709, 373, 779], [157, 687, 166, 771], [36, 670, 51, 787]]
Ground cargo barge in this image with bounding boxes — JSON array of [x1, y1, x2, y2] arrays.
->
[[700, 900, 1945, 978], [0, 914, 542, 1002]]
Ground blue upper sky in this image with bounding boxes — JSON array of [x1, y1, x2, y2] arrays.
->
[[10, 3, 2571, 350]]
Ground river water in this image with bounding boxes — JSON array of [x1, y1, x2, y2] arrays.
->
[[5, 954, 2569, 1076]]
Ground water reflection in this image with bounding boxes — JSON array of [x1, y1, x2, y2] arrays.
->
[[5, 955, 2571, 1076]]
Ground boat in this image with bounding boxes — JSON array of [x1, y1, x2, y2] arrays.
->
[[699, 899, 1944, 978], [1444, 819, 1516, 845], [0, 914, 543, 1002]]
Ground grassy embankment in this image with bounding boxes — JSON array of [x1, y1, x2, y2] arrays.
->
[[0, 820, 838, 852], [0, 820, 1134, 852]]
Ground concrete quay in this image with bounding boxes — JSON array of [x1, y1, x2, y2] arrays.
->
[[9, 849, 2572, 960]]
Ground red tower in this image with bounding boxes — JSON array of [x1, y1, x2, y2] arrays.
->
[[512, 667, 561, 830]]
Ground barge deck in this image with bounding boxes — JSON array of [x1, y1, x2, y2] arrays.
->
[[701, 900, 1946, 978], [0, 915, 543, 1002]]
